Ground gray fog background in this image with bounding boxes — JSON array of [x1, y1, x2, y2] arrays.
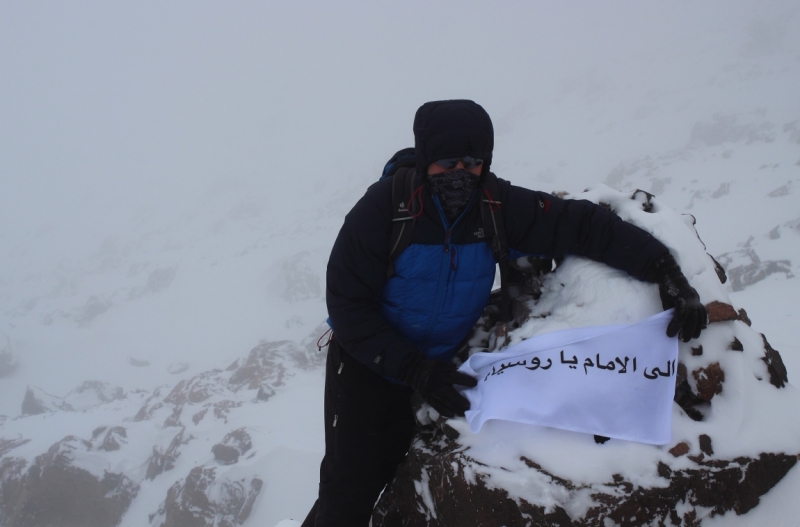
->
[[3, 0, 796, 257], [1, 1, 799, 410]]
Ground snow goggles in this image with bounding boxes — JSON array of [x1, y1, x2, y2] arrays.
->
[[434, 156, 484, 169]]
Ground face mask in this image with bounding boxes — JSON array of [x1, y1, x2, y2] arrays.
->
[[427, 168, 480, 220]]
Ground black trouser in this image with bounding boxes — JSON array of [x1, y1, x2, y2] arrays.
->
[[302, 339, 416, 527]]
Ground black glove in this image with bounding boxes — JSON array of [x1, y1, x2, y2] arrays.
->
[[646, 254, 707, 342], [402, 355, 478, 418]]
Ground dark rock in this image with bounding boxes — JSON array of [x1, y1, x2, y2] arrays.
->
[[164, 405, 183, 428], [584, 453, 796, 524], [373, 431, 574, 527], [146, 427, 189, 480], [729, 337, 744, 351], [21, 386, 73, 416], [632, 189, 655, 212], [738, 308, 752, 326], [670, 442, 690, 457], [709, 254, 728, 284], [691, 345, 703, 356], [213, 400, 241, 422], [212, 428, 253, 466], [212, 444, 240, 465], [761, 334, 788, 388], [693, 362, 725, 401], [373, 427, 798, 527], [91, 426, 107, 439], [192, 408, 208, 424], [97, 426, 127, 452], [155, 466, 263, 527], [716, 248, 793, 292], [0, 436, 139, 527], [700, 434, 714, 455], [674, 363, 707, 421]]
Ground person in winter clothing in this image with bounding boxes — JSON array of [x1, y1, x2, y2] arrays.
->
[[301, 99, 706, 527]]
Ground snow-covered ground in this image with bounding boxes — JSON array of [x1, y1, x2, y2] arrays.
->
[[1, 2, 799, 525]]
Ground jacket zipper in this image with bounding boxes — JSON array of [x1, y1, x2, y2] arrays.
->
[[421, 194, 476, 344]]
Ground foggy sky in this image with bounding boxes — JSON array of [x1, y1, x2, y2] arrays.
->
[[2, 0, 798, 262]]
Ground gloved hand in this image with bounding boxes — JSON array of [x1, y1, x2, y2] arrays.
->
[[402, 355, 478, 418], [647, 254, 707, 342]]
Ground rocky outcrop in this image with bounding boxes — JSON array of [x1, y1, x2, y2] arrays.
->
[[153, 466, 263, 527], [374, 427, 797, 527], [715, 247, 794, 292], [212, 428, 253, 465], [134, 336, 326, 426], [146, 427, 190, 480], [374, 187, 800, 526], [0, 436, 139, 527], [20, 386, 73, 416], [0, 323, 329, 527], [20, 381, 125, 416]]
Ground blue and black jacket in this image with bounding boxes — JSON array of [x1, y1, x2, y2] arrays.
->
[[326, 174, 669, 381]]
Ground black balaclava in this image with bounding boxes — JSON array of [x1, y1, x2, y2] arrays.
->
[[427, 169, 480, 220], [412, 100, 494, 219], [412, 99, 494, 177]]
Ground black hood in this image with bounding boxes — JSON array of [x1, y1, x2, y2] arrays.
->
[[413, 99, 494, 176]]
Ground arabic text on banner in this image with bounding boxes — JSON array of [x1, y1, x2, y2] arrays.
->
[[459, 310, 678, 445]]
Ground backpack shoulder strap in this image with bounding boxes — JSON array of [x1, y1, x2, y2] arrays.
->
[[479, 173, 512, 323], [386, 167, 422, 279]]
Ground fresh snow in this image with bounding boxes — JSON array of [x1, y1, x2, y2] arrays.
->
[[1, 2, 799, 526]]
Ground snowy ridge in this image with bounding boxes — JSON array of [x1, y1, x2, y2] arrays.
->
[[0, 327, 327, 526]]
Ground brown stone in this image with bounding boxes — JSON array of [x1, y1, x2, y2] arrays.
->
[[729, 337, 744, 351], [706, 301, 740, 323], [693, 362, 725, 401], [670, 442, 690, 457]]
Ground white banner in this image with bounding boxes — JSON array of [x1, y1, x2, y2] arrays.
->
[[459, 310, 678, 445]]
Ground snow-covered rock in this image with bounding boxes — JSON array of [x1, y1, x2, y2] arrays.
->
[[152, 466, 263, 527], [0, 325, 327, 527], [20, 386, 74, 416], [0, 436, 139, 527], [373, 186, 800, 526]]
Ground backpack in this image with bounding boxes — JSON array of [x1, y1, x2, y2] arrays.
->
[[381, 149, 512, 323]]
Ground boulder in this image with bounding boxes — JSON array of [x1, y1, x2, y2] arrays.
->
[[373, 186, 800, 526], [153, 466, 263, 527], [0, 436, 139, 527], [212, 428, 253, 465], [374, 426, 797, 527]]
